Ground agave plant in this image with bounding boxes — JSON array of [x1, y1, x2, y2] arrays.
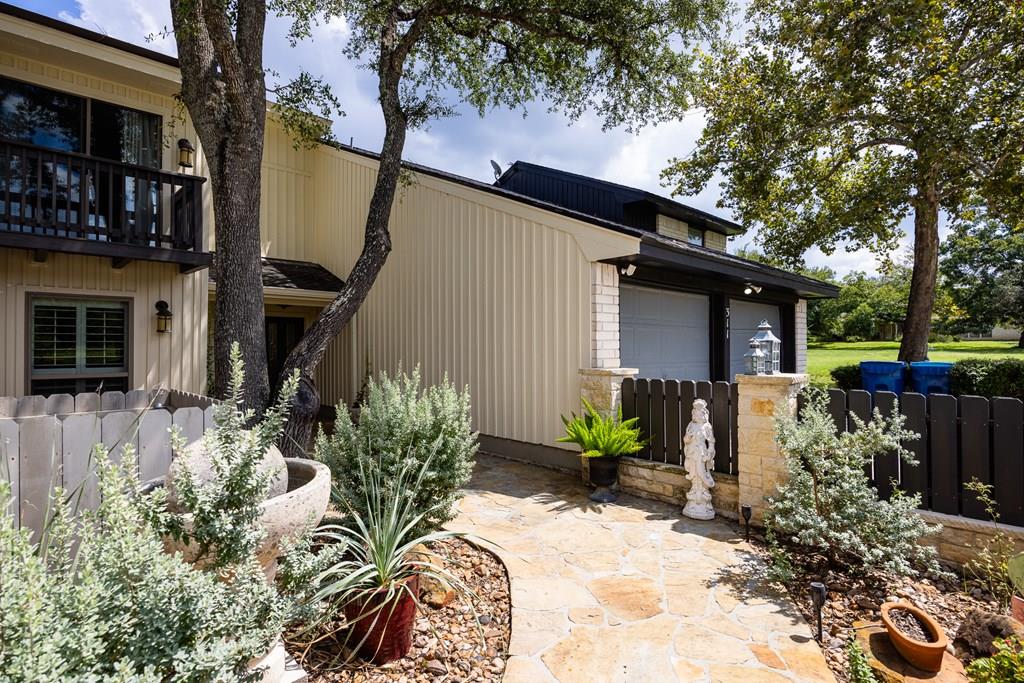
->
[[558, 398, 648, 458], [307, 447, 479, 664]]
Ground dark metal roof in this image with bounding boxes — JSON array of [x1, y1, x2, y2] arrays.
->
[[331, 143, 837, 298], [0, 2, 180, 68], [495, 161, 746, 237], [210, 256, 344, 293]]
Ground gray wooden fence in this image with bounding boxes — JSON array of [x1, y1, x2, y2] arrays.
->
[[0, 389, 216, 539], [809, 389, 1024, 525]]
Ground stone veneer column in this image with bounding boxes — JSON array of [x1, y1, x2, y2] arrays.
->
[[735, 373, 808, 523]]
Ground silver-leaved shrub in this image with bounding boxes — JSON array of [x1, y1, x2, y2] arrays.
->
[[765, 388, 942, 577], [0, 449, 284, 682], [315, 366, 477, 535]]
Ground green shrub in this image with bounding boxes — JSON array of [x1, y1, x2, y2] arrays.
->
[[0, 451, 284, 682], [831, 363, 863, 391], [765, 388, 943, 577], [847, 640, 878, 683], [315, 367, 477, 536], [558, 398, 647, 457], [966, 637, 1024, 682], [950, 358, 1024, 399]]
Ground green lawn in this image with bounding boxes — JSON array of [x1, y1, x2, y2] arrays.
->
[[806, 340, 1024, 386]]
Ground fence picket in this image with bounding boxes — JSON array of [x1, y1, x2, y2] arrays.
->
[[138, 410, 173, 482], [18, 415, 60, 543], [827, 389, 847, 434], [63, 413, 101, 514], [730, 383, 739, 474], [664, 380, 682, 466], [696, 380, 712, 407], [621, 378, 637, 423], [929, 395, 959, 515], [960, 396, 992, 520], [900, 393, 929, 508], [0, 418, 19, 528], [74, 392, 100, 413], [44, 393, 74, 416], [712, 381, 731, 474], [635, 379, 651, 460], [102, 411, 141, 468], [173, 407, 206, 450], [126, 389, 151, 410], [0, 397, 16, 417], [650, 380, 666, 463], [993, 398, 1024, 526], [872, 392, 899, 500], [848, 390, 873, 480], [100, 392, 126, 411]]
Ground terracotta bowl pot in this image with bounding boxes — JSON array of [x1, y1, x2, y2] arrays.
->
[[164, 458, 331, 580], [1012, 595, 1024, 624], [344, 576, 420, 664], [880, 602, 948, 673]]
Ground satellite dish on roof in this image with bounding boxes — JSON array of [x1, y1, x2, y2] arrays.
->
[[490, 160, 502, 181]]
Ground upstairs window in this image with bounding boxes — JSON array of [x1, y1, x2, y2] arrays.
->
[[687, 227, 704, 246], [29, 297, 130, 396]]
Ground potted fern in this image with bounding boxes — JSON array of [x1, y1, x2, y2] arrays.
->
[[559, 399, 647, 503]]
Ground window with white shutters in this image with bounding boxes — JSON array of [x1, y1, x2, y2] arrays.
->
[[29, 297, 129, 396]]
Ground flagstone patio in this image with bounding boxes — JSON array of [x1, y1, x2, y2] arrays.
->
[[450, 454, 836, 683]]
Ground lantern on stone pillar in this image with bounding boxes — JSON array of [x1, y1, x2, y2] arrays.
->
[[751, 319, 781, 374], [743, 339, 766, 375]]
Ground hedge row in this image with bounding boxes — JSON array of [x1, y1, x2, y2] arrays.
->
[[829, 358, 1024, 400]]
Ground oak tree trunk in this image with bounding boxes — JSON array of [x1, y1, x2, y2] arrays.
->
[[898, 187, 941, 362], [276, 69, 407, 456]]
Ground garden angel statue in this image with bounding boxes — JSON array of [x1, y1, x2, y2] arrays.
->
[[682, 398, 716, 520]]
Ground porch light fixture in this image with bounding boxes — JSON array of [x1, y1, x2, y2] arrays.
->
[[751, 320, 781, 374], [743, 339, 766, 375], [155, 300, 173, 333], [177, 138, 195, 169], [744, 283, 762, 295], [620, 264, 637, 277]]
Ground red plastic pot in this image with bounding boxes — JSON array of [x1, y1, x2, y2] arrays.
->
[[880, 602, 948, 673], [344, 575, 419, 664]]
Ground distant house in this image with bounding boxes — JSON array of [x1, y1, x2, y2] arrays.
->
[[0, 3, 836, 460]]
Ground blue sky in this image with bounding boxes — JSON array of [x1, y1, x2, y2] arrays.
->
[[15, 0, 910, 276]]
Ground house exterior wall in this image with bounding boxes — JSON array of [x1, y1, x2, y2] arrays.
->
[[0, 250, 209, 396], [303, 146, 639, 448], [655, 214, 691, 242], [703, 230, 728, 252]]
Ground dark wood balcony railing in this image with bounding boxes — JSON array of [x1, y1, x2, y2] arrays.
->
[[0, 139, 210, 271]]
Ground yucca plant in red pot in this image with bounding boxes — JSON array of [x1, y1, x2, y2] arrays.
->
[[559, 399, 648, 503], [311, 453, 476, 665]]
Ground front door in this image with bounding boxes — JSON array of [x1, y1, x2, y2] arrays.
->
[[265, 316, 304, 389]]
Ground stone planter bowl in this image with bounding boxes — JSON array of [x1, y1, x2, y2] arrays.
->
[[880, 602, 948, 673], [164, 458, 331, 580]]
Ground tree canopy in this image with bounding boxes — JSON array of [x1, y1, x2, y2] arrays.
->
[[664, 0, 1024, 360]]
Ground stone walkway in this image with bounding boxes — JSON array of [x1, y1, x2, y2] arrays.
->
[[449, 455, 836, 683]]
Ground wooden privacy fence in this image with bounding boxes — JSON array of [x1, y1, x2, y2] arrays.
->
[[811, 389, 1024, 525], [0, 389, 216, 538], [620, 378, 738, 475]]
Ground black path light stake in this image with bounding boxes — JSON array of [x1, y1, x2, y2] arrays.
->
[[810, 582, 827, 642], [741, 504, 752, 542]]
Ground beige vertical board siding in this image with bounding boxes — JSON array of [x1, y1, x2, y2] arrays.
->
[[704, 231, 728, 252], [0, 251, 208, 396], [305, 147, 637, 447]]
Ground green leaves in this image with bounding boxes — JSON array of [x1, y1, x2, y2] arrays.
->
[[558, 398, 648, 458]]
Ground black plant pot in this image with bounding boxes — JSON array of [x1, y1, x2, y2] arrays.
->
[[588, 456, 620, 503]]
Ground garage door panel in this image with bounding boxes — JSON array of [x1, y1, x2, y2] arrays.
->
[[729, 300, 781, 379], [620, 285, 710, 380]]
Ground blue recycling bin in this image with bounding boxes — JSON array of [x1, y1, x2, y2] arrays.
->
[[860, 361, 906, 394], [909, 361, 953, 395]]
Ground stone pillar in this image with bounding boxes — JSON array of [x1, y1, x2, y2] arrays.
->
[[578, 367, 638, 484], [735, 373, 808, 523]]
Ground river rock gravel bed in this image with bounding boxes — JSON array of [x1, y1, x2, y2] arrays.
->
[[302, 538, 511, 683]]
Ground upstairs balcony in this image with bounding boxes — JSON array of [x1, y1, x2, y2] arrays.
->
[[0, 139, 210, 272]]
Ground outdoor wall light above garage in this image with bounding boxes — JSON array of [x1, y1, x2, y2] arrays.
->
[[620, 264, 637, 277], [744, 282, 762, 295], [177, 138, 195, 169], [155, 300, 173, 333]]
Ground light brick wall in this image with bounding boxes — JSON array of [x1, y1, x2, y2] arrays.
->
[[591, 262, 621, 369], [795, 299, 808, 372], [703, 231, 728, 252]]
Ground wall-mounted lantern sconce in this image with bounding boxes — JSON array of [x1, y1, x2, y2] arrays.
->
[[155, 300, 173, 333], [177, 138, 195, 169]]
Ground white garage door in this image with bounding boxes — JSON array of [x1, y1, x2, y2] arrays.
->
[[620, 284, 710, 380], [729, 299, 782, 379]]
